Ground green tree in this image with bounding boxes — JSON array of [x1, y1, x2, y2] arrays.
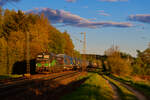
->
[[133, 46, 150, 75]]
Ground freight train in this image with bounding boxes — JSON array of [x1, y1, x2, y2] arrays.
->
[[35, 52, 88, 73]]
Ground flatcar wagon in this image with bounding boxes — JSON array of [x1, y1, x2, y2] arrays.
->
[[56, 54, 74, 71]]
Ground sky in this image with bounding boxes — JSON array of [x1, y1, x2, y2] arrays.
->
[[1, 0, 150, 56]]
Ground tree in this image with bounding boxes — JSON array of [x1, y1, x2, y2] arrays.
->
[[48, 27, 65, 54], [63, 31, 74, 56], [0, 9, 76, 74], [28, 14, 50, 58], [0, 7, 3, 37], [1, 9, 15, 74], [73, 50, 81, 58], [1, 10, 30, 74], [132, 47, 150, 75], [105, 45, 132, 76]]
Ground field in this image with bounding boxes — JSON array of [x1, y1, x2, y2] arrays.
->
[[61, 72, 150, 100], [61, 73, 114, 100]]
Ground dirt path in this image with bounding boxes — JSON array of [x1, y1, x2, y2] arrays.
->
[[109, 76, 147, 100], [109, 82, 121, 100], [102, 76, 121, 100], [119, 82, 147, 100]]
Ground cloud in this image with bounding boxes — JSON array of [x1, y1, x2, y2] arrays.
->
[[0, 0, 20, 6], [66, 0, 76, 3], [100, 0, 128, 2], [99, 13, 110, 16], [97, 10, 110, 16], [88, 18, 97, 21], [26, 8, 132, 28], [128, 14, 150, 24]]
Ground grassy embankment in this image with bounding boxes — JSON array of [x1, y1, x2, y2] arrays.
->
[[109, 74, 150, 98], [103, 75, 137, 100], [0, 74, 23, 80], [61, 73, 114, 100]]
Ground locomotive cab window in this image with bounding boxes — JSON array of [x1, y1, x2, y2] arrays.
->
[[44, 55, 50, 59], [37, 55, 43, 59]]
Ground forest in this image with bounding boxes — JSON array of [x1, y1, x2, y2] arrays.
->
[[0, 8, 79, 75]]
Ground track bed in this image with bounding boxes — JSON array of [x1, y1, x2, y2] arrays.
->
[[0, 71, 86, 100]]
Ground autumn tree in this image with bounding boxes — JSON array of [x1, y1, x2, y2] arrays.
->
[[105, 45, 132, 76], [63, 31, 74, 56], [0, 8, 6, 74], [1, 9, 14, 74], [28, 14, 50, 58], [0, 7, 2, 36], [0, 9, 76, 74], [48, 27, 65, 54], [73, 50, 81, 58]]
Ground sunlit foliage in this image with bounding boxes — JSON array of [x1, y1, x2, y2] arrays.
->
[[105, 45, 132, 76], [132, 46, 150, 75], [0, 9, 76, 74]]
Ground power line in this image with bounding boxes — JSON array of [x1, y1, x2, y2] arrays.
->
[[8, 2, 20, 10], [7, 1, 20, 10], [71, 34, 83, 43], [80, 32, 86, 71]]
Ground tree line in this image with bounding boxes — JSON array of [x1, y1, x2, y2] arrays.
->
[[0, 8, 80, 74], [104, 45, 150, 76]]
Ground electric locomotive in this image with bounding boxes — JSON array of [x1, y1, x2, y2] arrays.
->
[[36, 52, 58, 73]]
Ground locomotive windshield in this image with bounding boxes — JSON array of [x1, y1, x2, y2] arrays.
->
[[37, 55, 43, 60], [44, 55, 50, 59]]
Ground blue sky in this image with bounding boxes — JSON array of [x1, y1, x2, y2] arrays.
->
[[1, 0, 150, 56]]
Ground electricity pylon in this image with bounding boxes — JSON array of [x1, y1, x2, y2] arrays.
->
[[81, 32, 86, 71], [26, 31, 31, 77]]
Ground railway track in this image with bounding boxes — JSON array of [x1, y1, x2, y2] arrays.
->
[[0, 71, 76, 87], [0, 71, 79, 99], [0, 77, 28, 84]]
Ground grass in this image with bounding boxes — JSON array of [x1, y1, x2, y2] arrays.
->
[[61, 73, 114, 100], [0, 74, 23, 80], [103, 75, 137, 100], [109, 74, 150, 98]]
